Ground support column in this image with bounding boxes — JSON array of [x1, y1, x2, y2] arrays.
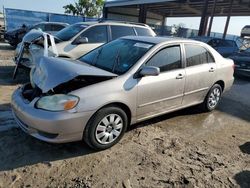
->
[[223, 0, 234, 39], [138, 4, 147, 23], [207, 0, 217, 36], [103, 7, 108, 19], [161, 16, 167, 35], [198, 0, 209, 36]]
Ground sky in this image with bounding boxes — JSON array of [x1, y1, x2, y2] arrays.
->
[[0, 0, 249, 36]]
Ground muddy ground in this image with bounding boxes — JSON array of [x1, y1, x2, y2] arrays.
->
[[0, 43, 249, 188]]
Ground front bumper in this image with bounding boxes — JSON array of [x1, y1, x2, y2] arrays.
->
[[234, 68, 250, 78], [11, 87, 95, 143]]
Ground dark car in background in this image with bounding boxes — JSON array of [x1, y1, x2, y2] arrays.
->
[[229, 48, 250, 78], [4, 22, 69, 47], [191, 37, 239, 57], [241, 25, 250, 38]]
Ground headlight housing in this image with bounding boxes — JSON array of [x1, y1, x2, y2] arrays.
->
[[36, 94, 79, 111]]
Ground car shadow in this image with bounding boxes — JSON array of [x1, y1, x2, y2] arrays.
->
[[130, 105, 204, 130], [0, 128, 97, 171], [239, 142, 250, 155], [0, 103, 97, 171], [234, 171, 250, 188], [217, 97, 250, 122], [0, 102, 203, 172]]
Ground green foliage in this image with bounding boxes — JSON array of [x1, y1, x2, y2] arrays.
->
[[63, 0, 104, 17]]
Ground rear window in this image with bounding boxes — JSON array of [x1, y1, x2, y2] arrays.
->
[[111, 25, 136, 40], [134, 27, 154, 36]]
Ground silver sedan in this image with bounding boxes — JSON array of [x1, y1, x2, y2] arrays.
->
[[11, 36, 234, 150]]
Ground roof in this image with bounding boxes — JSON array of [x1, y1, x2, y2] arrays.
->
[[105, 0, 174, 7], [73, 21, 150, 28], [105, 0, 250, 17], [122, 36, 194, 44]]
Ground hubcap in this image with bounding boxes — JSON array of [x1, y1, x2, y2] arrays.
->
[[95, 114, 123, 145], [208, 88, 221, 109]]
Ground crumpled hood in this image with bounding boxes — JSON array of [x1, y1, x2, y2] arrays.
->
[[22, 29, 44, 43], [32, 56, 117, 93]]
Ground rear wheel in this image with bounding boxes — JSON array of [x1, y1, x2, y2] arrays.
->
[[201, 84, 222, 112], [83, 106, 128, 150]]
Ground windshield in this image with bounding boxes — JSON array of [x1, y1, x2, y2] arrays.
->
[[55, 24, 88, 41], [79, 39, 154, 75]]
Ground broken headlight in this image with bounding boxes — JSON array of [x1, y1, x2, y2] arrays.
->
[[36, 94, 79, 111]]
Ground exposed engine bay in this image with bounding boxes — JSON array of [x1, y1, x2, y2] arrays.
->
[[22, 76, 113, 102]]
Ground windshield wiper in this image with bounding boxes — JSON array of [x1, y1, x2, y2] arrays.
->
[[112, 49, 121, 73]]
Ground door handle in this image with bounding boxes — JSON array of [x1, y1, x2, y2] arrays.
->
[[176, 74, 184, 79], [209, 67, 215, 72]]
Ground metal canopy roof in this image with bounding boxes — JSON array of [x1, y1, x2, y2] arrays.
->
[[105, 0, 250, 17]]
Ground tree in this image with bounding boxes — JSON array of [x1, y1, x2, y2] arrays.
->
[[63, 0, 104, 17], [171, 23, 186, 37]]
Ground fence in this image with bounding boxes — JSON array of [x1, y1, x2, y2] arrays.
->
[[4, 8, 98, 31], [150, 24, 242, 47]]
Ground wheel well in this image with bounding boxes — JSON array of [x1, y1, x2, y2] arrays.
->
[[101, 103, 132, 125], [215, 80, 225, 91]]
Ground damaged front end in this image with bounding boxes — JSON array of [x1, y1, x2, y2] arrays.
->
[[13, 29, 59, 79], [21, 56, 116, 111]]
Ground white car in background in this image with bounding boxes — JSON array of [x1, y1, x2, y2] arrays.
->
[[54, 21, 156, 59], [14, 21, 156, 70]]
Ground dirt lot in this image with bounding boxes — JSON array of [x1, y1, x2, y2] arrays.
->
[[0, 43, 250, 188]]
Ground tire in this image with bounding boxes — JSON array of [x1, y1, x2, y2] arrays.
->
[[201, 84, 222, 112], [83, 106, 128, 150]]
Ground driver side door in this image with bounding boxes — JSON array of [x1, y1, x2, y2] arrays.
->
[[136, 45, 185, 121]]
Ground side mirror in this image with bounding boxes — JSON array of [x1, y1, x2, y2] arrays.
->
[[72, 37, 88, 45], [137, 66, 160, 78]]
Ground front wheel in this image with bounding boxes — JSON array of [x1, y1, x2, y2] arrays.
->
[[83, 106, 128, 150], [201, 84, 222, 112]]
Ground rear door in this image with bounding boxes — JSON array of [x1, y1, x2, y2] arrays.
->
[[110, 25, 136, 40], [182, 43, 216, 106]]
